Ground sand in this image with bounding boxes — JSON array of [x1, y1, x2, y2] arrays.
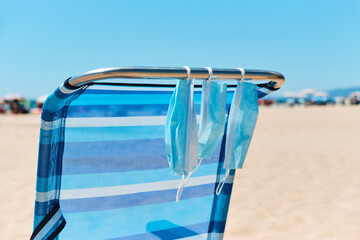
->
[[0, 106, 359, 240]]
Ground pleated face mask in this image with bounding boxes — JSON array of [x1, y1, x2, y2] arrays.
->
[[216, 81, 259, 195], [198, 80, 227, 160], [165, 78, 198, 176], [165, 70, 199, 201]]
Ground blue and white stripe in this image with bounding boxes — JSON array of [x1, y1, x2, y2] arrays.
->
[[32, 81, 268, 239]]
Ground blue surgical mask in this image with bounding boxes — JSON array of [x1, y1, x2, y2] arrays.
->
[[216, 81, 259, 195], [198, 80, 227, 160], [165, 79, 199, 201]]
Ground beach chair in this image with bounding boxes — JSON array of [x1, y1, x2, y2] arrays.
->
[[31, 67, 285, 240]]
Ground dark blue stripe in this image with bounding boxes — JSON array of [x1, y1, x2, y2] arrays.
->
[[257, 90, 268, 99], [35, 199, 59, 216], [41, 108, 66, 122], [67, 104, 170, 117], [208, 220, 227, 234], [64, 138, 166, 158], [66, 104, 204, 118], [208, 130, 234, 235], [44, 137, 222, 176], [62, 139, 220, 175], [38, 141, 65, 178], [40, 109, 55, 122], [59, 183, 232, 213], [37, 143, 52, 178], [108, 221, 226, 240], [54, 87, 75, 99], [62, 154, 219, 175]]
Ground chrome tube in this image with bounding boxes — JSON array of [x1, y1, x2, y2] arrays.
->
[[67, 67, 285, 89]]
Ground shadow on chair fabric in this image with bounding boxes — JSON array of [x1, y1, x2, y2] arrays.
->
[[30, 70, 281, 240], [146, 220, 206, 239]]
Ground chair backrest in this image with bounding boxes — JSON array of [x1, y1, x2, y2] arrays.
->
[[32, 77, 277, 240]]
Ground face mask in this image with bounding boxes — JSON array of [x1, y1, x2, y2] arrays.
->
[[198, 80, 227, 160], [165, 76, 199, 202], [216, 81, 259, 195]]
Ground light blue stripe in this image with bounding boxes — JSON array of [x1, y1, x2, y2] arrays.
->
[[34, 215, 45, 228], [43, 92, 65, 113], [71, 94, 173, 105], [226, 92, 235, 104], [72, 92, 234, 105], [65, 125, 165, 142], [43, 88, 237, 109], [71, 93, 205, 106], [59, 195, 215, 239], [39, 129, 58, 144], [60, 162, 219, 190]]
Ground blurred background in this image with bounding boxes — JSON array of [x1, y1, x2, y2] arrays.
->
[[1, 1, 359, 239]]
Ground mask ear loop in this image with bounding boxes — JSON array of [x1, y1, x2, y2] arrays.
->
[[178, 66, 215, 201], [197, 66, 213, 163], [198, 67, 212, 140], [176, 157, 203, 202], [215, 67, 245, 195], [183, 65, 191, 80], [176, 66, 192, 202], [205, 66, 213, 81], [237, 67, 245, 82]]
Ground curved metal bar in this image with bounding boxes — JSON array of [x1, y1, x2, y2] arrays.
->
[[67, 67, 285, 89]]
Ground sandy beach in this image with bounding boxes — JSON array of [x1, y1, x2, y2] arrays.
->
[[0, 106, 359, 240]]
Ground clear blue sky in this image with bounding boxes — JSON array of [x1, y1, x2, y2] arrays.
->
[[1, 0, 359, 98]]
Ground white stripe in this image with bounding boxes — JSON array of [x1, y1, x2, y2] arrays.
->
[[59, 83, 78, 94], [179, 233, 224, 239], [40, 119, 62, 130], [57, 115, 201, 128], [180, 233, 207, 239], [88, 82, 204, 92], [60, 175, 217, 200], [89, 84, 175, 92], [33, 209, 62, 240], [36, 190, 57, 203], [258, 87, 272, 95], [36, 175, 235, 203], [42, 116, 168, 129], [66, 116, 167, 128], [205, 233, 224, 240]]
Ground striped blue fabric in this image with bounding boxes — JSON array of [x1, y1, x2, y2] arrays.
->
[[32, 80, 275, 240]]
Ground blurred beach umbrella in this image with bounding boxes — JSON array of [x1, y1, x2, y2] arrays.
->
[[314, 91, 329, 97], [284, 92, 298, 98], [4, 93, 24, 101], [300, 88, 316, 95], [297, 92, 307, 98], [349, 91, 360, 97], [348, 91, 360, 104], [312, 91, 330, 104], [36, 95, 48, 103], [298, 88, 316, 98]]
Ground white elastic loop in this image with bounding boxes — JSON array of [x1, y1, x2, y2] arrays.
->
[[205, 67, 213, 81], [183, 158, 203, 186], [236, 67, 245, 82], [176, 158, 203, 202], [196, 157, 203, 170], [176, 175, 186, 202], [215, 168, 230, 195], [183, 66, 191, 80]]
